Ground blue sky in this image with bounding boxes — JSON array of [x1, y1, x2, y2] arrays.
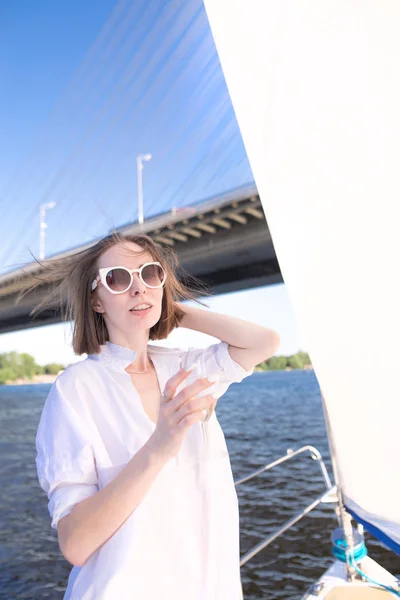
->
[[0, 0, 305, 364]]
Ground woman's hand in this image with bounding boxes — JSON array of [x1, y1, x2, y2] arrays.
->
[[148, 368, 215, 461]]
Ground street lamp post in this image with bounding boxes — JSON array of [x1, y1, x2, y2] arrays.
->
[[136, 153, 152, 225], [39, 201, 56, 260]]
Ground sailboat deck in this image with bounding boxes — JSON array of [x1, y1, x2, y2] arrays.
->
[[303, 558, 400, 600], [325, 587, 393, 599]]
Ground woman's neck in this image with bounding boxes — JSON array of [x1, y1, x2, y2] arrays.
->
[[125, 359, 154, 375], [108, 333, 151, 372]]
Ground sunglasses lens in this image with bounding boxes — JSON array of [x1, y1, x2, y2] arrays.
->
[[105, 268, 131, 292], [142, 263, 165, 287]]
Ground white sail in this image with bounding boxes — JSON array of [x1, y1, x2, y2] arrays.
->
[[204, 0, 400, 552]]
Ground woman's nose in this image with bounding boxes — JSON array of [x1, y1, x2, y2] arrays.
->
[[130, 273, 146, 295]]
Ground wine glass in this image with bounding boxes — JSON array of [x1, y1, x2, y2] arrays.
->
[[180, 360, 220, 462]]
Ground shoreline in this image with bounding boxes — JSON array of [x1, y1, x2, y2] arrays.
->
[[3, 367, 313, 385], [2, 373, 61, 386], [254, 365, 313, 373]]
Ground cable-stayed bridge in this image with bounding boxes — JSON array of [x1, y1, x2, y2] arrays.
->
[[0, 186, 280, 334], [0, 1, 254, 276], [1, 1, 281, 334]]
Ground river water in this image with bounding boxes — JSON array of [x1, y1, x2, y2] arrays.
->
[[0, 370, 398, 599]]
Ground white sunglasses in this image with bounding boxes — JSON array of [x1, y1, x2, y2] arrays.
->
[[91, 262, 167, 294]]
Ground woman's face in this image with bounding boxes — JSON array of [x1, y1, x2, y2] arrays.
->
[[91, 242, 164, 340]]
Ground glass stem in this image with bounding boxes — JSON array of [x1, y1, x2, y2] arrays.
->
[[201, 420, 210, 459]]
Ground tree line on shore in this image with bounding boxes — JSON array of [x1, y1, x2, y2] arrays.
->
[[0, 349, 312, 384], [255, 350, 312, 371], [0, 351, 67, 384]]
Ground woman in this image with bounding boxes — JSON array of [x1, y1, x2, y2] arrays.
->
[[33, 232, 280, 600]]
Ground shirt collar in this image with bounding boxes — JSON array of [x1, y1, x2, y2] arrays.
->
[[87, 340, 181, 374], [88, 341, 137, 374], [88, 341, 181, 374]]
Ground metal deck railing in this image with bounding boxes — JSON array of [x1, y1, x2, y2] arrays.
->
[[235, 445, 336, 566]]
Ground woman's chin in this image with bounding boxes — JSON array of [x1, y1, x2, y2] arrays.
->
[[127, 314, 160, 329]]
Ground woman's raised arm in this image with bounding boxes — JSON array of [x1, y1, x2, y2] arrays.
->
[[176, 303, 280, 371]]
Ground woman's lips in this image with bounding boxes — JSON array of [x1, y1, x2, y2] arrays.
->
[[129, 306, 152, 316]]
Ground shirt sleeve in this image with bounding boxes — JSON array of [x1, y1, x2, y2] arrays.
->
[[35, 373, 99, 530], [179, 341, 254, 399]]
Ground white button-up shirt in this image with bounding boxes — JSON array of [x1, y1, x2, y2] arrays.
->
[[35, 340, 254, 600]]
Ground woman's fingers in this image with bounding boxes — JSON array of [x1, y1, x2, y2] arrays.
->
[[175, 394, 214, 426], [151, 369, 218, 459], [163, 368, 215, 407], [162, 367, 195, 402], [171, 378, 215, 411]]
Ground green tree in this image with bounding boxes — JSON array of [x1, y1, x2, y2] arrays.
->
[[0, 367, 16, 384], [0, 352, 19, 380], [19, 353, 37, 379], [296, 351, 311, 367], [256, 350, 313, 371], [287, 354, 303, 369], [267, 356, 288, 370], [0, 351, 50, 383], [44, 363, 65, 375]]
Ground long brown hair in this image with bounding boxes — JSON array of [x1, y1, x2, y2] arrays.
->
[[19, 232, 210, 356]]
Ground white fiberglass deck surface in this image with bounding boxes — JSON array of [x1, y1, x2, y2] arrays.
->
[[325, 588, 392, 599], [303, 558, 399, 600]]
